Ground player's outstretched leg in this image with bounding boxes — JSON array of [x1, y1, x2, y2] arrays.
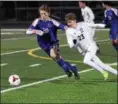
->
[[93, 55, 117, 75], [44, 48, 72, 77], [84, 52, 108, 80], [49, 46, 80, 79]]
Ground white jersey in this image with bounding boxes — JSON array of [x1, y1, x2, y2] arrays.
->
[[81, 6, 95, 38], [65, 22, 105, 53], [81, 6, 95, 23]]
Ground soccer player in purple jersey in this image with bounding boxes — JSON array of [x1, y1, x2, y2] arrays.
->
[[26, 5, 79, 79], [102, 1, 118, 52]]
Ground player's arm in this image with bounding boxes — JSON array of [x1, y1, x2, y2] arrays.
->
[[87, 23, 105, 28], [66, 29, 84, 54], [26, 19, 44, 36], [86, 7, 95, 22], [51, 19, 68, 30], [77, 46, 85, 55], [65, 29, 75, 48]]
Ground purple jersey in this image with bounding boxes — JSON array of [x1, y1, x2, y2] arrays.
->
[[28, 18, 65, 49], [104, 8, 118, 40]]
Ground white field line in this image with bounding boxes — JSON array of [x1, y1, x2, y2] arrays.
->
[[1, 62, 117, 94], [29, 64, 42, 67], [1, 49, 33, 56], [1, 32, 13, 35], [1, 68, 93, 94], [1, 39, 110, 56], [1, 28, 109, 41], [1, 37, 33, 41], [1, 44, 67, 56], [0, 63, 8, 67], [1, 28, 109, 31]]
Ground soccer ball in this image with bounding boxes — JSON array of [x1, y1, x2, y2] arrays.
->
[[8, 75, 21, 86]]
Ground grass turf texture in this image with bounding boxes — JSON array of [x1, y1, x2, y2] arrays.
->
[[1, 29, 117, 103]]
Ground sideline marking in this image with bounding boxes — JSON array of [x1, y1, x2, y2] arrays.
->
[[1, 39, 110, 56], [27, 47, 82, 63], [29, 64, 42, 67], [0, 63, 8, 67], [1, 69, 93, 93]]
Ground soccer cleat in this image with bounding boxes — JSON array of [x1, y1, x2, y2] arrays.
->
[[66, 70, 72, 77], [71, 65, 80, 80], [102, 71, 109, 80], [74, 71, 80, 80]]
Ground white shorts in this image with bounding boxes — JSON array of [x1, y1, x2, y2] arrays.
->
[[83, 43, 98, 62], [87, 43, 98, 55]]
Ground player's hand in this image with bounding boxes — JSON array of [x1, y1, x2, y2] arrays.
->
[[73, 39, 77, 44], [32, 30, 44, 36], [64, 26, 68, 30]]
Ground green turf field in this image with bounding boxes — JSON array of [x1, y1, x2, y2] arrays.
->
[[1, 29, 118, 103]]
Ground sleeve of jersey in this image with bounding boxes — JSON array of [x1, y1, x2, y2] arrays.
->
[[87, 23, 105, 28], [65, 30, 75, 48], [52, 19, 66, 30], [26, 19, 38, 35]]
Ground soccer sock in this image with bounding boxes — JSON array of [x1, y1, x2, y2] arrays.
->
[[93, 56, 117, 75], [56, 58, 70, 72], [112, 43, 118, 52], [65, 61, 78, 73]]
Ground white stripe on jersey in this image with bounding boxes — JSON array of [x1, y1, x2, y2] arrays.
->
[[51, 18, 60, 27], [32, 18, 39, 26], [105, 8, 118, 17], [111, 8, 118, 16], [104, 10, 107, 17]]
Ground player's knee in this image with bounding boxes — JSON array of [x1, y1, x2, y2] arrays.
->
[[50, 49, 59, 59], [50, 52, 57, 59], [112, 40, 118, 44], [83, 58, 90, 65]]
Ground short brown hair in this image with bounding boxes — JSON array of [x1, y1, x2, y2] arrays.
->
[[65, 13, 77, 22], [79, 1, 88, 5], [39, 5, 50, 13]]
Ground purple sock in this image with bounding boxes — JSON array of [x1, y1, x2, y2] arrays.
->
[[57, 58, 70, 72]]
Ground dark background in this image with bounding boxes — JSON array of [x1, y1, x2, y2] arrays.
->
[[0, 1, 118, 28]]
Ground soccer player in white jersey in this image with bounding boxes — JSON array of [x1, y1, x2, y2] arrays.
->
[[79, 1, 95, 37], [78, 1, 100, 53], [65, 13, 117, 80]]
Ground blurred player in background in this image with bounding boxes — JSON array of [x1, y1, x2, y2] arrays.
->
[[65, 13, 117, 80], [78, 1, 100, 53], [102, 1, 118, 52], [26, 5, 79, 79]]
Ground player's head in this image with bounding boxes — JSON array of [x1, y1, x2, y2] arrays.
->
[[102, 1, 112, 9], [39, 5, 50, 20], [78, 1, 87, 8], [65, 13, 77, 28]]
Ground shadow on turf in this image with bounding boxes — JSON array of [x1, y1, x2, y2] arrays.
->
[[50, 78, 117, 85]]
